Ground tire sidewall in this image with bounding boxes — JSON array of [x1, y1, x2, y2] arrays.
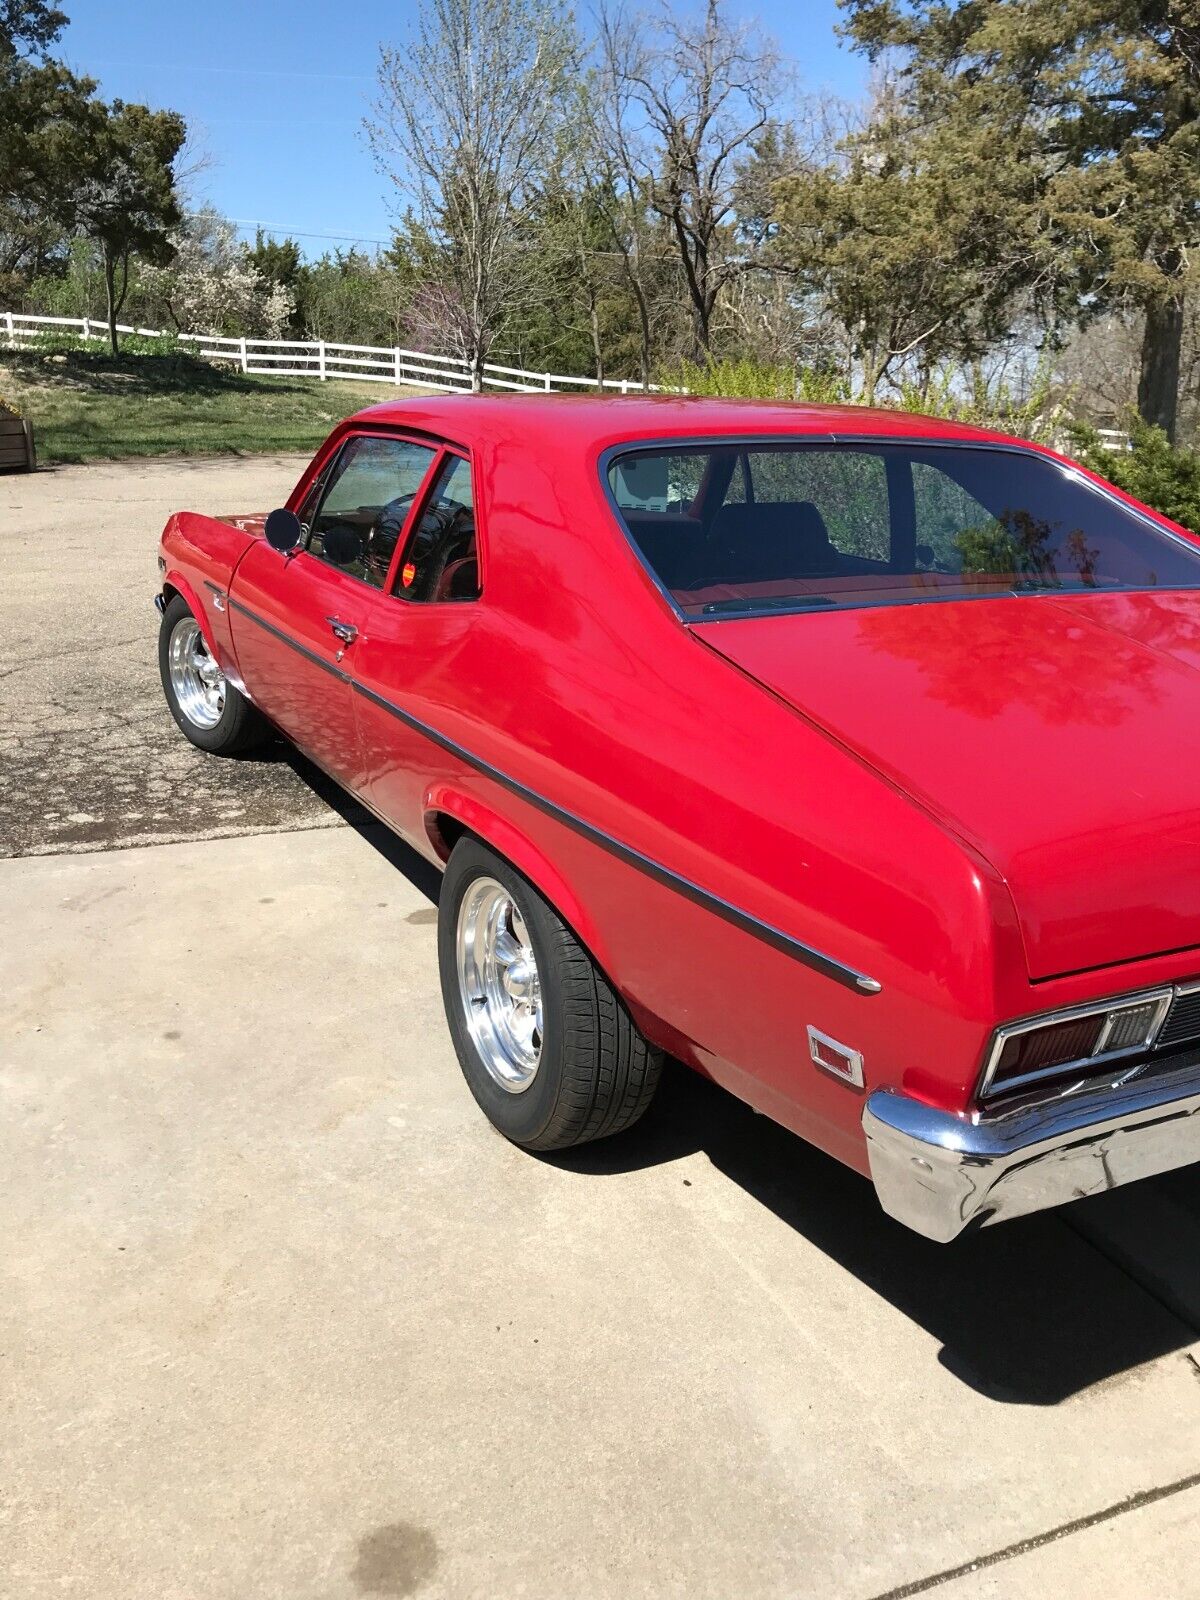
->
[[438, 840, 569, 1146]]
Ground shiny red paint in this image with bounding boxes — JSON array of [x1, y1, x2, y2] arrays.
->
[[158, 394, 1200, 1178]]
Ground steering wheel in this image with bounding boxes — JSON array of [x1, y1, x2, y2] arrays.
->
[[363, 494, 417, 583]]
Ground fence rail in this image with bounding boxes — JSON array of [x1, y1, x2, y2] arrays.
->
[[0, 310, 658, 395]]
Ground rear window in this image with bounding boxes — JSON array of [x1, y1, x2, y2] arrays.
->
[[606, 441, 1200, 619]]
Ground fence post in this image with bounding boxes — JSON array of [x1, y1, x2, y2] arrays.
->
[[544, 371, 552, 392], [239, 336, 248, 374], [620, 379, 629, 395], [318, 340, 326, 381], [82, 316, 90, 340], [3, 311, 11, 343], [394, 347, 402, 386]]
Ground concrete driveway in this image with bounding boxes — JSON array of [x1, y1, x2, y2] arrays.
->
[[3, 458, 1200, 1599]]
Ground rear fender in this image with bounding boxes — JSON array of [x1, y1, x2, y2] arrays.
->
[[423, 785, 622, 981]]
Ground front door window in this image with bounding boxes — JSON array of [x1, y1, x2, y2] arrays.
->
[[308, 436, 437, 589]]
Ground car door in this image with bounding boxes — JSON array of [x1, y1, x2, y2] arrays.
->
[[349, 448, 486, 836], [230, 432, 438, 789]]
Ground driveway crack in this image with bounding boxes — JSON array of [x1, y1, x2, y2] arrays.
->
[[866, 1470, 1200, 1599]]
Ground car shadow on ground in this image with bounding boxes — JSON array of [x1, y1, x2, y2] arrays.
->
[[281, 749, 1199, 1407], [548, 1061, 1200, 1406], [252, 742, 446, 900]]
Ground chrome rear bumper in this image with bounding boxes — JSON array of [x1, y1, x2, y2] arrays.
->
[[862, 1057, 1200, 1242]]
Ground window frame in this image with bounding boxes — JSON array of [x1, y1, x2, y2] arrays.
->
[[388, 444, 483, 606], [599, 433, 1199, 624], [298, 430, 442, 593], [284, 424, 482, 601]]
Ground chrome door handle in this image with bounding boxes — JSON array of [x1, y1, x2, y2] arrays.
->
[[325, 616, 357, 644]]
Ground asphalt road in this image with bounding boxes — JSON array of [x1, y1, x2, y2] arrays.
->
[[0, 453, 353, 859], [3, 457, 1200, 1599]]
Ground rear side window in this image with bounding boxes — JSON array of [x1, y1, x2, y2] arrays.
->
[[606, 440, 1200, 618], [398, 454, 480, 603], [307, 435, 436, 588]]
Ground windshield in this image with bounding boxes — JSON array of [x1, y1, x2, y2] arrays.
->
[[606, 441, 1200, 620]]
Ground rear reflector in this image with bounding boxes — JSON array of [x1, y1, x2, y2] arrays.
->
[[807, 1026, 865, 1090]]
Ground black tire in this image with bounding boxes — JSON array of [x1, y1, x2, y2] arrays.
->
[[158, 593, 269, 755], [439, 837, 663, 1151]]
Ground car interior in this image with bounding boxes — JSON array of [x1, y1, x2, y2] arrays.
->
[[611, 441, 1200, 618]]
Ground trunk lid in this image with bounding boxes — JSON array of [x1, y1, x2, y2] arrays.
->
[[700, 590, 1200, 980]]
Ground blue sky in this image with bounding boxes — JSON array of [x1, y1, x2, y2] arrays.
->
[[60, 1, 867, 256]]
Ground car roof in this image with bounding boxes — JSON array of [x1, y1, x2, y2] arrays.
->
[[350, 392, 1027, 453]]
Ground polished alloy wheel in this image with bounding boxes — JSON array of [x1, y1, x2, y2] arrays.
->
[[168, 617, 226, 730], [455, 876, 543, 1093]]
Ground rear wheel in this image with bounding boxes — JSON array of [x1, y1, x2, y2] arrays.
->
[[158, 593, 268, 755], [439, 837, 662, 1150]]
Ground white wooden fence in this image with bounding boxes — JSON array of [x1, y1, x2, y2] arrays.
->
[[0, 309, 657, 395]]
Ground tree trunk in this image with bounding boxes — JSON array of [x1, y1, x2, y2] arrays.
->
[[632, 278, 652, 391], [104, 250, 119, 357], [1137, 293, 1184, 442], [588, 288, 605, 391]]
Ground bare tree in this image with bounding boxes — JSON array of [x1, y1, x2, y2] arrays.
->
[[600, 0, 782, 361], [587, 20, 671, 386], [368, 0, 577, 390]]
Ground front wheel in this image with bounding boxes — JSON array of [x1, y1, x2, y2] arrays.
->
[[438, 837, 663, 1150], [158, 593, 269, 755]]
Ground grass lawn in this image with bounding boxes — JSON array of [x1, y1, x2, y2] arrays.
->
[[0, 348, 438, 465]]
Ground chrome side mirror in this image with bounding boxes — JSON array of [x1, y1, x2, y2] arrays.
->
[[264, 507, 302, 553]]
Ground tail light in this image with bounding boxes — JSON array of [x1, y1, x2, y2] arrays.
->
[[979, 989, 1173, 1099]]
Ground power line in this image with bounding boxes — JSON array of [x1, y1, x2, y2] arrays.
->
[[88, 57, 372, 83], [225, 218, 392, 246]]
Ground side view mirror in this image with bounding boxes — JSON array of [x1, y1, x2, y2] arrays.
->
[[264, 507, 302, 553], [321, 523, 364, 567]]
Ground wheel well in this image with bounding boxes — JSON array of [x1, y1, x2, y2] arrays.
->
[[426, 810, 468, 861], [161, 581, 181, 607]]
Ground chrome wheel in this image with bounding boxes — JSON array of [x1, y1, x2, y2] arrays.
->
[[168, 617, 226, 730], [455, 876, 543, 1093]]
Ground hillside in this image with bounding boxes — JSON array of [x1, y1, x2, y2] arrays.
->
[[1, 348, 435, 465]]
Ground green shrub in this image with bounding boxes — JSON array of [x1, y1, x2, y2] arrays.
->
[[1067, 418, 1200, 536], [22, 330, 184, 358], [666, 358, 849, 403], [892, 361, 1058, 442]]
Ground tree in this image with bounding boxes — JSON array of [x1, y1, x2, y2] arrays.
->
[[141, 208, 294, 337], [246, 228, 303, 330], [367, 0, 577, 390], [0, 0, 66, 61], [70, 99, 185, 354], [838, 0, 1200, 441], [0, 3, 95, 291], [582, 34, 662, 385], [774, 89, 1049, 402], [600, 0, 782, 360]]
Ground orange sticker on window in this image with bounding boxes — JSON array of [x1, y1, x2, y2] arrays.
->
[[401, 562, 416, 588]]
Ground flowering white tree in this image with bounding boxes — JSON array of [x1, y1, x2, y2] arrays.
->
[[142, 207, 293, 337]]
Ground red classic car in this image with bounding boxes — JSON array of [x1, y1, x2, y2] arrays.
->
[[155, 394, 1200, 1241]]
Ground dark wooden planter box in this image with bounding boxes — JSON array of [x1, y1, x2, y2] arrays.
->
[[0, 413, 36, 472]]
